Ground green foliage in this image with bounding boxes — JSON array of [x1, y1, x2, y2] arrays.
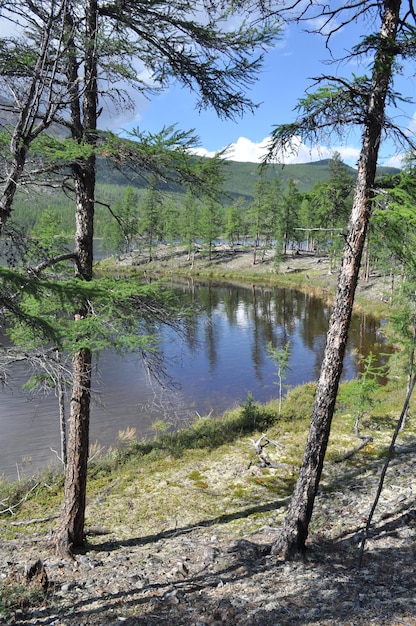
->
[[30, 208, 67, 248], [279, 382, 316, 421], [6, 155, 399, 248], [30, 134, 95, 162], [275, 178, 301, 258], [266, 76, 371, 163], [249, 177, 282, 263], [225, 198, 249, 245], [3, 272, 179, 355], [102, 185, 140, 255], [267, 341, 291, 412], [337, 352, 385, 436], [139, 183, 164, 261], [199, 196, 223, 259], [240, 392, 261, 424], [372, 162, 416, 277], [389, 287, 416, 374], [301, 153, 354, 258], [123, 395, 276, 460], [180, 191, 201, 260]]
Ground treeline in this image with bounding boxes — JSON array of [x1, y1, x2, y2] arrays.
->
[[11, 152, 411, 281]]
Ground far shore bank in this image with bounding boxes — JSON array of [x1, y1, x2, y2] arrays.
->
[[97, 243, 393, 315]]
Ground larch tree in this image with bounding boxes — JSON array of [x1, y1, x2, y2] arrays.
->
[[0, 0, 279, 554], [102, 186, 140, 256], [250, 177, 282, 264], [266, 0, 416, 559], [139, 181, 164, 262], [276, 178, 300, 257], [0, 0, 72, 229]]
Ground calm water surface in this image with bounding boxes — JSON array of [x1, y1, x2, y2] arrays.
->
[[0, 279, 389, 480]]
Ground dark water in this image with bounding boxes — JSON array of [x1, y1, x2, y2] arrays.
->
[[0, 279, 389, 480]]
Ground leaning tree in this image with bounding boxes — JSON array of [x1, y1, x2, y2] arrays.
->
[[266, 0, 416, 559]]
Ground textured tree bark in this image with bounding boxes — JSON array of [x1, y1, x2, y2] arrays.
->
[[272, 0, 401, 560], [55, 0, 98, 555], [55, 347, 91, 554], [54, 156, 95, 555]]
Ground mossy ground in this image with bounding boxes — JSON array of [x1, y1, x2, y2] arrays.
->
[[0, 374, 412, 548]]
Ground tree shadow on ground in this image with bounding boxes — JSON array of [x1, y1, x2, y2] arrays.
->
[[12, 437, 416, 625], [86, 497, 290, 553], [15, 504, 416, 626]]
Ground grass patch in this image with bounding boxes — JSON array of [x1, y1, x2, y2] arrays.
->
[[279, 383, 316, 421], [0, 361, 413, 547], [0, 579, 46, 618], [249, 474, 297, 496]]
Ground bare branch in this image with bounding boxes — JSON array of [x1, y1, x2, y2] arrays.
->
[[0, 482, 40, 516], [28, 252, 82, 277]]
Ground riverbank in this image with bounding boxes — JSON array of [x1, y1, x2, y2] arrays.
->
[[1, 247, 414, 625]]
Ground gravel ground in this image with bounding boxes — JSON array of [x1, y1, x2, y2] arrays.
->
[[2, 440, 416, 626], [117, 245, 390, 293]]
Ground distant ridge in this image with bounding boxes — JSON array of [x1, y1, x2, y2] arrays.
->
[[218, 158, 400, 201]]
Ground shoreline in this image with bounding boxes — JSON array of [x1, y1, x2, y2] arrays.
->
[[98, 244, 393, 315], [1, 246, 412, 625]]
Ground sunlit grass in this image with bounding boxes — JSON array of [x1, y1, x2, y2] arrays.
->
[[0, 357, 412, 552]]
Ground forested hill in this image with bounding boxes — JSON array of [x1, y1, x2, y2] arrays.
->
[[218, 158, 400, 199], [0, 92, 400, 203], [97, 155, 400, 202]]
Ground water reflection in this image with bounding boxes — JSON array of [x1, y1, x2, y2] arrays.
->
[[0, 279, 389, 479]]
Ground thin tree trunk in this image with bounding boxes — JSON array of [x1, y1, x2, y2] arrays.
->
[[56, 350, 67, 468], [272, 0, 401, 560], [253, 231, 260, 265], [55, 0, 98, 555], [55, 347, 91, 554], [55, 155, 95, 554]]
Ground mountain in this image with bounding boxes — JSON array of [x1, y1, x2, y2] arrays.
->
[[95, 156, 401, 206], [219, 158, 400, 201], [0, 94, 401, 202]]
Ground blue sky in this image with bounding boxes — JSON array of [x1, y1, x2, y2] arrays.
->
[[1, 6, 413, 169], [106, 18, 415, 170]]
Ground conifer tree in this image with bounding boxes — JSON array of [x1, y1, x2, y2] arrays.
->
[[0, 0, 279, 553], [267, 0, 416, 559]]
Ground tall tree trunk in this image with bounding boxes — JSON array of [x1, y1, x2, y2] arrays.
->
[[55, 157, 96, 554], [272, 0, 401, 560], [55, 347, 92, 553], [55, 0, 98, 555]]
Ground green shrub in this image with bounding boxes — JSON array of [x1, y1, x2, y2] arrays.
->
[[279, 382, 316, 421]]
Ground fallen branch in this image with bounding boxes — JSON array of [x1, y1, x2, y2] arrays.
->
[[334, 436, 373, 463], [9, 513, 59, 526], [247, 434, 284, 468], [247, 433, 283, 455], [0, 482, 40, 516]]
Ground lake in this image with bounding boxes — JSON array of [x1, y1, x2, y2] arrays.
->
[[0, 279, 389, 480]]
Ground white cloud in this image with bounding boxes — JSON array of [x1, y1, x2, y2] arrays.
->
[[407, 111, 416, 135], [193, 135, 361, 167], [382, 153, 405, 169]]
